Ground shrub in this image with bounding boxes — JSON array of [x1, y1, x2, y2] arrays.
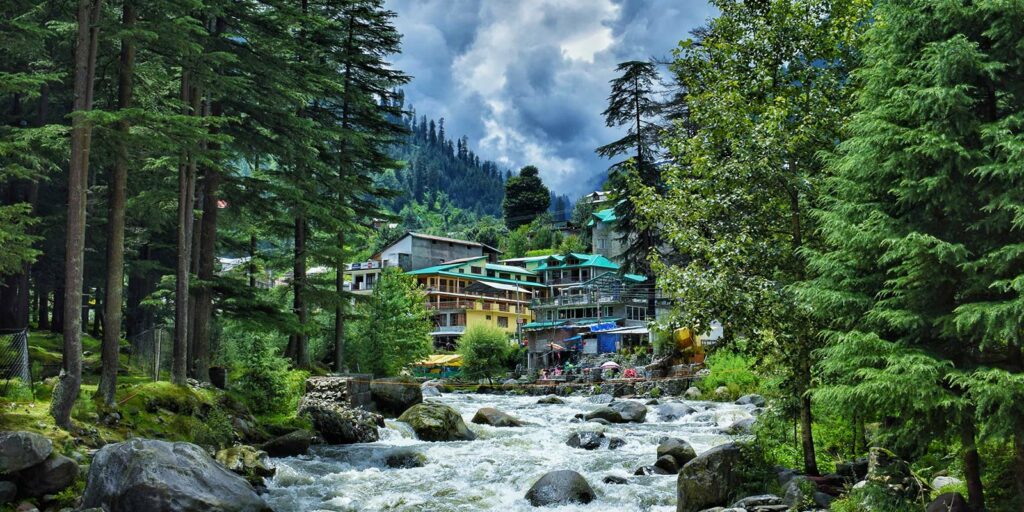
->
[[194, 406, 234, 449], [697, 348, 760, 398], [458, 324, 512, 383], [235, 331, 292, 415]]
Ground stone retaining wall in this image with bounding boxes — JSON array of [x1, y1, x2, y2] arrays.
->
[[304, 375, 374, 409], [473, 377, 699, 398]]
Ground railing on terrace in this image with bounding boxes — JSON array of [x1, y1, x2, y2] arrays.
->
[[427, 301, 526, 314], [432, 325, 466, 333]]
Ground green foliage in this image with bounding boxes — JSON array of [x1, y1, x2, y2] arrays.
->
[[193, 405, 234, 450], [235, 331, 293, 415], [648, 386, 661, 399], [349, 268, 432, 376], [696, 349, 760, 398], [457, 324, 512, 383], [503, 165, 550, 229]]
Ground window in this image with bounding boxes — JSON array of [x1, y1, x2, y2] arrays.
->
[[486, 315, 491, 320], [627, 306, 648, 321], [498, 316, 509, 328], [471, 266, 482, 274], [500, 273, 510, 280], [486, 269, 496, 277], [458, 269, 465, 273]]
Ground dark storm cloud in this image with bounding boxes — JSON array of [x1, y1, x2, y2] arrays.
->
[[386, 0, 715, 197]]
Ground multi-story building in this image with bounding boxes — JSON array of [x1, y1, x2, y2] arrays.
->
[[344, 231, 500, 295], [588, 206, 627, 265], [406, 256, 547, 350]]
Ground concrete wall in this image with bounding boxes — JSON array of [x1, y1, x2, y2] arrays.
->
[[408, 236, 483, 270]]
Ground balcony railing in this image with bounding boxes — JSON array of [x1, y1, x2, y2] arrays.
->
[[426, 301, 527, 314], [432, 325, 466, 333]]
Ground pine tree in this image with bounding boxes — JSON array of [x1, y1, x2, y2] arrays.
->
[[597, 60, 664, 275], [801, 1, 1024, 507]]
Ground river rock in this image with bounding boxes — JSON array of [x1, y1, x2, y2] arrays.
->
[[14, 452, 77, 497], [215, 446, 275, 487], [585, 401, 647, 423], [537, 395, 564, 405], [926, 493, 968, 512], [471, 407, 523, 427], [731, 494, 783, 509], [398, 403, 476, 442], [725, 417, 756, 434], [655, 455, 680, 474], [608, 437, 626, 450], [0, 481, 16, 503], [384, 449, 426, 469], [298, 398, 383, 444], [370, 377, 422, 417], [421, 385, 442, 398], [261, 429, 313, 457], [714, 386, 730, 398], [603, 475, 628, 485], [658, 437, 697, 467], [634, 465, 671, 476], [566, 431, 604, 450], [658, 403, 696, 421], [735, 394, 766, 407], [931, 476, 962, 490], [676, 442, 742, 512], [0, 432, 53, 474], [684, 387, 702, 399], [81, 438, 270, 512], [524, 470, 595, 506]]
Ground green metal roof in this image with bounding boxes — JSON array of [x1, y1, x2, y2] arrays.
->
[[623, 273, 647, 283], [534, 253, 619, 271], [424, 270, 548, 288], [522, 320, 567, 330], [406, 262, 463, 275], [573, 317, 622, 326], [485, 262, 535, 275], [587, 207, 618, 227]]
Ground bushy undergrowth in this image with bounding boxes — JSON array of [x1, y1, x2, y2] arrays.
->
[[697, 349, 760, 398], [234, 331, 295, 415]]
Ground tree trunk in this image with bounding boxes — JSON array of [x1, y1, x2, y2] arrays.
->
[[293, 215, 308, 368], [38, 284, 49, 330], [960, 414, 986, 511], [800, 392, 818, 476], [98, 0, 134, 405], [172, 73, 198, 386], [52, 0, 103, 429], [192, 143, 221, 383], [334, 231, 346, 372]]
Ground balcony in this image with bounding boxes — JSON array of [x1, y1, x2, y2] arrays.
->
[[426, 301, 527, 315], [431, 325, 465, 334]]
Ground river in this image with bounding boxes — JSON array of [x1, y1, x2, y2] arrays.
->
[[262, 392, 755, 511]]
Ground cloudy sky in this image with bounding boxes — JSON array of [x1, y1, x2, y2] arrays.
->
[[385, 0, 716, 197]]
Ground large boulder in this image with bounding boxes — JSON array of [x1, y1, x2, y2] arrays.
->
[[0, 480, 15, 503], [471, 407, 523, 427], [81, 438, 270, 512], [658, 437, 697, 468], [658, 403, 697, 421], [684, 387, 702, 399], [537, 395, 564, 405], [676, 442, 742, 512], [384, 449, 426, 469], [735, 394, 766, 407], [298, 397, 383, 444], [524, 470, 595, 507], [566, 431, 605, 450], [724, 417, 756, 435], [926, 493, 968, 512], [14, 452, 77, 497], [584, 401, 647, 424], [0, 432, 52, 474], [398, 403, 476, 442], [370, 377, 422, 417], [261, 429, 313, 457], [655, 455, 680, 474], [215, 446, 275, 487]]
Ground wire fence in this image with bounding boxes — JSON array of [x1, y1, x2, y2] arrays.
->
[[126, 326, 173, 381], [0, 328, 32, 397]]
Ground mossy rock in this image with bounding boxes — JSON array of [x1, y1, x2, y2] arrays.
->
[[397, 403, 476, 442]]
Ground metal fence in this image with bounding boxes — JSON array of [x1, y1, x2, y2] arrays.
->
[[126, 326, 173, 381], [0, 328, 32, 396]]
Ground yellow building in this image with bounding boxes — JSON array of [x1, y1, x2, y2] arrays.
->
[[407, 256, 547, 349]]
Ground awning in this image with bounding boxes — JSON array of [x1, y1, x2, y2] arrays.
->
[[589, 321, 621, 332], [414, 354, 463, 367], [522, 320, 567, 330], [564, 335, 582, 342], [604, 326, 650, 335]]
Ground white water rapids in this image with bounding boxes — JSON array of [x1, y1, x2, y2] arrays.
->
[[263, 392, 755, 511]]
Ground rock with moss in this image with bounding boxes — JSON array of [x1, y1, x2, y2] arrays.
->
[[81, 438, 271, 512], [658, 437, 697, 468], [215, 446, 275, 487], [584, 400, 647, 423], [0, 432, 52, 474], [536, 395, 564, 405], [676, 442, 742, 512], [13, 452, 78, 497], [384, 449, 427, 469], [398, 403, 476, 442], [297, 397, 383, 445], [471, 407, 523, 427]]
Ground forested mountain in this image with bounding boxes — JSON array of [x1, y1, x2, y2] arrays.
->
[[377, 96, 506, 217]]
